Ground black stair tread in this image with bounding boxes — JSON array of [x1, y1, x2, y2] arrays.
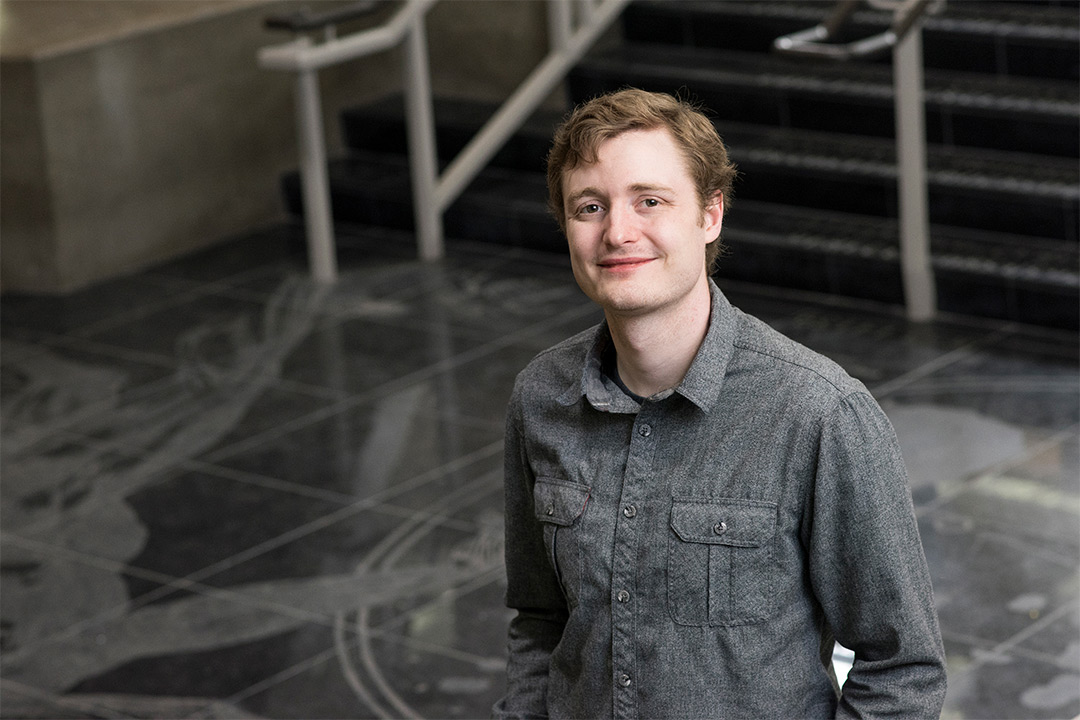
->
[[728, 199, 1079, 285], [341, 95, 562, 174], [296, 149, 1076, 280], [283, 152, 1078, 326], [313, 151, 550, 217], [580, 43, 1079, 119], [284, 150, 562, 250], [623, 0, 1080, 82], [343, 93, 567, 136], [341, 95, 1079, 198], [716, 121, 1078, 199], [629, 0, 1080, 45], [325, 149, 547, 196]]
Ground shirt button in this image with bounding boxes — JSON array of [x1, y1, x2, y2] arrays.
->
[[546, 504, 555, 516], [617, 589, 630, 603], [638, 424, 652, 437], [623, 505, 637, 519], [619, 673, 632, 687], [713, 521, 728, 535]]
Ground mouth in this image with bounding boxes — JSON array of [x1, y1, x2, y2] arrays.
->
[[598, 257, 655, 272]]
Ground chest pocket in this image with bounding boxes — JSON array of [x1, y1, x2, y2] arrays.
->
[[668, 497, 778, 626], [533, 478, 591, 606]]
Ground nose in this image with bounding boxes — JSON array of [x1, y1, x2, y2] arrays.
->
[[603, 204, 637, 247]]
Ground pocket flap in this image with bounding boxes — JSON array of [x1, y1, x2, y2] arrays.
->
[[670, 498, 776, 547], [533, 478, 591, 527]]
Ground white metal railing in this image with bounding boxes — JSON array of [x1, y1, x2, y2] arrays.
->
[[259, 0, 629, 283], [775, 0, 943, 322]]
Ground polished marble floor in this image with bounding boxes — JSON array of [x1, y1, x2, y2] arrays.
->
[[1, 223, 1077, 719]]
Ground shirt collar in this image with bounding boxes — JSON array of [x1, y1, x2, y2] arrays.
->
[[560, 279, 737, 413], [675, 279, 737, 413]]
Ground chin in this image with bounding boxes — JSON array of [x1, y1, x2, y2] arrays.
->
[[598, 294, 653, 316]]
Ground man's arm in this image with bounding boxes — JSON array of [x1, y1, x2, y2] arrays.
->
[[493, 408, 569, 719], [809, 391, 947, 719]]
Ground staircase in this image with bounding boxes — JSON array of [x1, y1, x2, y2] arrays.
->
[[281, 0, 1079, 330]]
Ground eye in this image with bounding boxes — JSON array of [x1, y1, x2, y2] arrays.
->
[[576, 203, 603, 216], [641, 198, 660, 208]]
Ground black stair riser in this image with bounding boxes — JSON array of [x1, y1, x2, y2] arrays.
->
[[934, 268, 1079, 329], [622, 2, 1080, 81], [290, 143, 1078, 249], [281, 163, 565, 254], [568, 64, 1078, 158], [339, 98, 1079, 242], [284, 0, 1080, 329], [346, 81, 1078, 169], [342, 112, 552, 175], [714, 240, 905, 304], [281, 165, 1078, 329], [735, 164, 1078, 242]]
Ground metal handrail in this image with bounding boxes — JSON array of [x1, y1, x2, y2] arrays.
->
[[258, 0, 629, 282], [260, 0, 433, 72], [775, 0, 942, 322], [773, 0, 940, 60], [264, 1, 383, 34]]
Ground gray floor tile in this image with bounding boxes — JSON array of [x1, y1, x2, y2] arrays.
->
[[2, 224, 1077, 719]]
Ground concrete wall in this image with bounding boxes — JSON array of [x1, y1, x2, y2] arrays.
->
[[0, 0, 551, 294]]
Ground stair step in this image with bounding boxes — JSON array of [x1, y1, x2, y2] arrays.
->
[[724, 201, 1079, 328], [726, 198, 1077, 329], [341, 95, 561, 175], [280, 142, 1078, 328], [569, 43, 1079, 157], [623, 0, 1080, 80], [342, 96, 1078, 243], [282, 151, 563, 253], [717, 120, 1078, 241], [729, 199, 1078, 286]]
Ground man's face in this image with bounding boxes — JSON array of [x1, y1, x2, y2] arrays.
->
[[561, 127, 722, 319]]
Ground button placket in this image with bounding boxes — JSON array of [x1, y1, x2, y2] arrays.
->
[[612, 410, 659, 720]]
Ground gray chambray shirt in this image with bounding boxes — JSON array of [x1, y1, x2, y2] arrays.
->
[[494, 280, 946, 719]]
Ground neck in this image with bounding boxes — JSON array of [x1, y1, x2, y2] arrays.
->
[[605, 279, 712, 398]]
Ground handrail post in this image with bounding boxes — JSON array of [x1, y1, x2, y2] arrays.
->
[[295, 61, 338, 282], [261, 0, 627, 276], [893, 20, 937, 321], [402, 11, 444, 260], [773, 0, 939, 321]]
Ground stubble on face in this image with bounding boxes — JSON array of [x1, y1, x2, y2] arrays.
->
[[561, 128, 722, 321]]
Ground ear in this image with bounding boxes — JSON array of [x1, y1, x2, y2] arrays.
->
[[703, 192, 724, 243]]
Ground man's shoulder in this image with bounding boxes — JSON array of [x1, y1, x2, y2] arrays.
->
[[513, 323, 599, 397], [731, 309, 864, 398]]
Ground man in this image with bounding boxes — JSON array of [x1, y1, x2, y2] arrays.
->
[[494, 88, 946, 719]]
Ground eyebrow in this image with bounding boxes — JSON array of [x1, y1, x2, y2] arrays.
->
[[565, 183, 677, 208]]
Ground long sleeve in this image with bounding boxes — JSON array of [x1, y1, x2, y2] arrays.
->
[[493, 401, 569, 719], [808, 392, 947, 719]]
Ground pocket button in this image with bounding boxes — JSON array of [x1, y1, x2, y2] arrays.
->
[[713, 521, 728, 536]]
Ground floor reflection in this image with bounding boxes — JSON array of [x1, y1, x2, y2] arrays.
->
[[1, 226, 1077, 718]]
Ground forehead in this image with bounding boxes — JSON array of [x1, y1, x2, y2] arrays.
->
[[563, 127, 693, 192]]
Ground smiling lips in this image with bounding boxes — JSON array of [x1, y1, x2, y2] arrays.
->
[[598, 257, 655, 272]]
